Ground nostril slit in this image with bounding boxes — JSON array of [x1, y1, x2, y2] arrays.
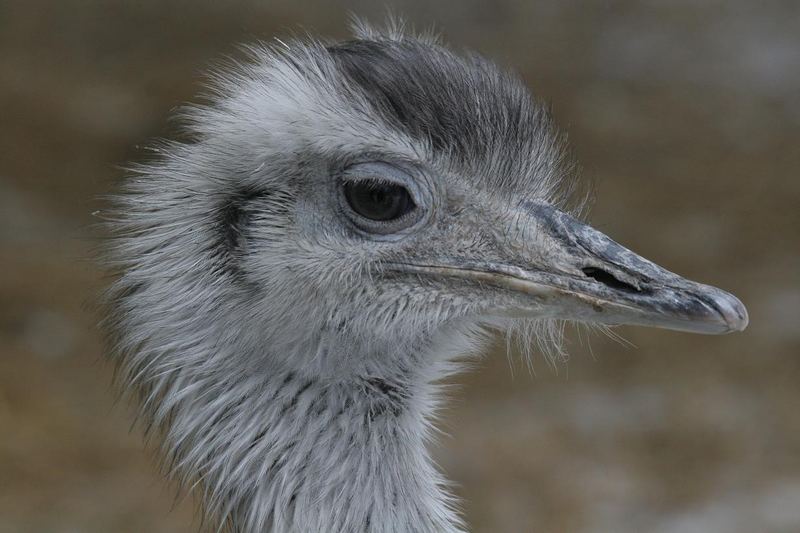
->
[[581, 267, 639, 292]]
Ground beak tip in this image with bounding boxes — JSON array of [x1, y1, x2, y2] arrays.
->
[[712, 290, 749, 333]]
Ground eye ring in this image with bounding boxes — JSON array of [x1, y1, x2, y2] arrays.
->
[[337, 162, 426, 236]]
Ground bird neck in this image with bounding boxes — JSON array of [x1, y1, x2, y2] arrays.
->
[[162, 357, 465, 532]]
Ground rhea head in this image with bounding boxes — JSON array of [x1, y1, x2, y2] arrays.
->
[[107, 21, 748, 532]]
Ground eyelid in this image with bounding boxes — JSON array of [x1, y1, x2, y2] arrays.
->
[[341, 163, 423, 203], [342, 161, 415, 182], [341, 175, 399, 187]]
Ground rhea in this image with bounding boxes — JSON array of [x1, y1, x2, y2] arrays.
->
[[104, 23, 748, 533]]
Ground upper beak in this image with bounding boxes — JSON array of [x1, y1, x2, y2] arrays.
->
[[392, 201, 748, 335]]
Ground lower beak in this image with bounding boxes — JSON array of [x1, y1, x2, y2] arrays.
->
[[392, 201, 748, 335]]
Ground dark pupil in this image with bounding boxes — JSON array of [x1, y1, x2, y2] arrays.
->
[[344, 180, 414, 222]]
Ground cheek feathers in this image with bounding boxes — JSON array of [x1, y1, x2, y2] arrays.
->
[[216, 187, 272, 282]]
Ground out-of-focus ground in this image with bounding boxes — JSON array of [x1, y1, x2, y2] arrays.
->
[[1, 1, 798, 532]]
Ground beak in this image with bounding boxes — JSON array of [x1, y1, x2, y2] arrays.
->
[[392, 201, 748, 335]]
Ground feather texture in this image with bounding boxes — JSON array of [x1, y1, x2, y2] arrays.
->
[[103, 21, 577, 532]]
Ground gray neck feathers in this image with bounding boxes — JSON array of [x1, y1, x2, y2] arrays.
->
[[148, 346, 463, 532], [107, 241, 467, 531]]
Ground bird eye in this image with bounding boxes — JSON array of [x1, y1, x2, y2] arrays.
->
[[337, 162, 425, 236], [343, 180, 416, 222]]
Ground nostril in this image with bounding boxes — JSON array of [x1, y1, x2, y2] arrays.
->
[[581, 267, 640, 292]]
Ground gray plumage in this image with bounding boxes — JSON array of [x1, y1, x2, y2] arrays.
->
[[103, 20, 747, 533]]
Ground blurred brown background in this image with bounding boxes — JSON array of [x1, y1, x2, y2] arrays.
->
[[1, 1, 798, 532]]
